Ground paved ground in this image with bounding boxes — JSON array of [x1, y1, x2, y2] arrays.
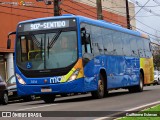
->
[[0, 85, 160, 120]]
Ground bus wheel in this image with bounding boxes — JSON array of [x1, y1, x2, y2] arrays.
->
[[23, 95, 36, 102], [40, 94, 55, 103], [91, 74, 104, 99], [129, 72, 143, 92], [136, 72, 144, 92]]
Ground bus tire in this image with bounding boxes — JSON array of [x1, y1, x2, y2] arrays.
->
[[128, 72, 143, 93], [40, 94, 55, 103], [22, 95, 36, 102], [136, 72, 144, 92], [91, 74, 104, 99]]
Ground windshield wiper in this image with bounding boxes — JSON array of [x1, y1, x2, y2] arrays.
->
[[31, 35, 41, 48], [41, 38, 43, 59], [48, 30, 62, 49], [47, 30, 62, 58], [47, 36, 50, 58]]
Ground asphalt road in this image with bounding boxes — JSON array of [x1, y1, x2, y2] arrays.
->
[[0, 85, 160, 120]]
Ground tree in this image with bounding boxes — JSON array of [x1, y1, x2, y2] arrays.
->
[[153, 49, 160, 70]]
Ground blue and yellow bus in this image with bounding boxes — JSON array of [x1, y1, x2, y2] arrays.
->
[[7, 14, 154, 103]]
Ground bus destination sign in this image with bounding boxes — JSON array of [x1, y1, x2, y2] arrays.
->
[[18, 19, 76, 32]]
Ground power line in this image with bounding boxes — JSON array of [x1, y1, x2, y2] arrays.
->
[[87, 0, 126, 15], [106, 0, 160, 18], [104, 2, 157, 31], [153, 0, 160, 5], [136, 15, 160, 17], [106, 0, 135, 13], [0, 4, 53, 14], [61, 8, 73, 14], [12, 4, 53, 10], [131, 25, 160, 39], [0, 10, 34, 18], [74, 0, 127, 25], [135, 18, 160, 33], [61, 1, 127, 27], [130, 0, 160, 17], [130, 0, 150, 20], [69, 0, 97, 15], [61, 2, 96, 18], [61, 1, 159, 38], [63, 0, 160, 34], [108, 5, 160, 8]]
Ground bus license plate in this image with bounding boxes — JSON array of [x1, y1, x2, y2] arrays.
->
[[41, 88, 52, 92], [8, 91, 13, 96]]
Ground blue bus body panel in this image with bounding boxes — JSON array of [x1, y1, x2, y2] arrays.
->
[[83, 55, 140, 90], [17, 78, 85, 96]]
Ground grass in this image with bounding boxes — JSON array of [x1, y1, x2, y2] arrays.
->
[[119, 104, 160, 120]]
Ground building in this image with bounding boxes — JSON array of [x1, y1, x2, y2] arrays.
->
[[0, 0, 135, 81]]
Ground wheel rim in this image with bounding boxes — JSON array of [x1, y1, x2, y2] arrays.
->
[[140, 74, 143, 89], [98, 79, 104, 96], [31, 95, 35, 100], [4, 93, 8, 103]]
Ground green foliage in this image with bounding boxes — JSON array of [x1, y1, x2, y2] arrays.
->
[[153, 50, 160, 69]]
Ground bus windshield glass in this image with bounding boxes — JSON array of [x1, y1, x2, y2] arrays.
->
[[16, 30, 77, 70]]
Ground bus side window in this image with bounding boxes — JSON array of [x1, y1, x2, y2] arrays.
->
[[143, 38, 152, 58], [130, 36, 139, 57], [137, 37, 145, 58], [121, 33, 132, 56], [112, 31, 123, 55], [90, 25, 103, 56], [102, 28, 114, 55]]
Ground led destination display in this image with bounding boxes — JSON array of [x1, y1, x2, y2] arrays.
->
[[18, 19, 76, 32]]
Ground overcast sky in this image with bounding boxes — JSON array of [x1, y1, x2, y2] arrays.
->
[[129, 0, 160, 44]]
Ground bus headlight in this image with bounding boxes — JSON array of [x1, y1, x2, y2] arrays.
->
[[68, 68, 80, 82], [16, 74, 26, 85]]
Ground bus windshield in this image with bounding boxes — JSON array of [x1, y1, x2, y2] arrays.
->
[[16, 30, 77, 70]]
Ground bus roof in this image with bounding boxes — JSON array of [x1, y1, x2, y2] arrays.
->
[[18, 14, 149, 39], [77, 15, 149, 39]]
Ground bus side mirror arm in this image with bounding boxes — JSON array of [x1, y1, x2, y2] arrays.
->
[[7, 39, 11, 49], [7, 31, 16, 49]]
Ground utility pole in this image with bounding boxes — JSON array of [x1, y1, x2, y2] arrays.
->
[[96, 0, 103, 20], [125, 0, 131, 29], [54, 0, 61, 16]]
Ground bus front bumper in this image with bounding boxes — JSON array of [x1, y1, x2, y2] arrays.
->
[[17, 78, 85, 96]]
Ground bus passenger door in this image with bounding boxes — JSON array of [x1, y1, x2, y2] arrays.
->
[[81, 27, 96, 91]]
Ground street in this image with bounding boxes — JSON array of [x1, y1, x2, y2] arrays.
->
[[0, 85, 160, 120]]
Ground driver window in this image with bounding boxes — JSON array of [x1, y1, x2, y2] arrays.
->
[[81, 23, 93, 66], [80, 23, 92, 55]]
